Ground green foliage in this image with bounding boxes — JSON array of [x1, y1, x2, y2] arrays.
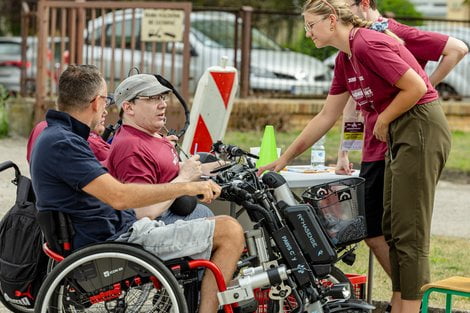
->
[[0, 1, 21, 35], [378, 0, 422, 19], [0, 85, 9, 138], [284, 0, 423, 59], [378, 0, 423, 26], [285, 34, 338, 61]]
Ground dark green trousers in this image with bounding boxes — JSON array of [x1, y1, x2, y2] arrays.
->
[[383, 100, 451, 300]]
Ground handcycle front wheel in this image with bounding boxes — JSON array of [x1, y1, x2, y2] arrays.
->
[[34, 243, 188, 313]]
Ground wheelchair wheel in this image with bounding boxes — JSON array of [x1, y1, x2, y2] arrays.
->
[[34, 243, 188, 313]]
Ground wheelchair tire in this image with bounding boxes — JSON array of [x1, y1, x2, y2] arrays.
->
[[34, 243, 188, 313]]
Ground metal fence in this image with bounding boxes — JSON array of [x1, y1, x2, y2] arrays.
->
[[15, 2, 470, 116], [247, 11, 470, 100]]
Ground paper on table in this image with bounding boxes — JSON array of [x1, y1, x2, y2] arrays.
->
[[285, 165, 335, 174]]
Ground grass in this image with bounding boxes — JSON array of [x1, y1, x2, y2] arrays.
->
[[224, 127, 470, 310], [446, 130, 470, 172], [225, 125, 361, 166], [335, 236, 470, 310], [224, 126, 470, 173]]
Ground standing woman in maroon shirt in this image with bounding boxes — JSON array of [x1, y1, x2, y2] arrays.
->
[[258, 1, 452, 313], [333, 2, 467, 312]]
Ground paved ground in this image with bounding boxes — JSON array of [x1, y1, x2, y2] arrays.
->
[[0, 136, 469, 312]]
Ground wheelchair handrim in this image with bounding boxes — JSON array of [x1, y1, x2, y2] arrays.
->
[[38, 252, 183, 313]]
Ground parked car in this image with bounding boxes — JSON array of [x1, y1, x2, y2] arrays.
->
[[0, 37, 33, 94], [0, 36, 63, 95], [323, 26, 470, 100], [84, 10, 332, 95]]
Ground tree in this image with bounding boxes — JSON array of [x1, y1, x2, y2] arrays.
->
[[0, 0, 23, 35], [378, 0, 422, 21]]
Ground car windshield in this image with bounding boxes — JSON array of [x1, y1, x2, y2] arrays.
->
[[0, 42, 21, 55], [191, 19, 282, 51]]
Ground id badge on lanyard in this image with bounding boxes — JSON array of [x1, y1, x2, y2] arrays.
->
[[342, 33, 376, 151], [341, 108, 364, 151]]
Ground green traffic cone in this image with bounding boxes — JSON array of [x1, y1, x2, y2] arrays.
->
[[256, 125, 278, 168]]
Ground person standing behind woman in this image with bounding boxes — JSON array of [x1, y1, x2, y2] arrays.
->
[[258, 1, 451, 313], [333, 1, 468, 309]]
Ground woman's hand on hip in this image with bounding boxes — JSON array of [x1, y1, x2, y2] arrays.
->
[[373, 115, 390, 142]]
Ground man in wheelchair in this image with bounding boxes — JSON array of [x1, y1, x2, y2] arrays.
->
[[30, 64, 245, 313], [106, 73, 215, 224]]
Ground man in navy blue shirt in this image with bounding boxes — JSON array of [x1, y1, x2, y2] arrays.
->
[[30, 64, 245, 313]]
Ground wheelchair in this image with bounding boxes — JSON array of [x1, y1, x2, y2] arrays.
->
[[34, 210, 236, 313]]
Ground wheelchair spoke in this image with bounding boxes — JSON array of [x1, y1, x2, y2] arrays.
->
[[35, 245, 188, 313], [45, 277, 177, 312]]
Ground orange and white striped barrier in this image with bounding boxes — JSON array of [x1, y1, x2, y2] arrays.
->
[[181, 57, 238, 155]]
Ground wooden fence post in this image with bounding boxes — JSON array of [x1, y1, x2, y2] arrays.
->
[[35, 0, 49, 123], [240, 6, 252, 98]]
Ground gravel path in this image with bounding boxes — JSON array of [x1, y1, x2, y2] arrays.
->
[[0, 136, 469, 312]]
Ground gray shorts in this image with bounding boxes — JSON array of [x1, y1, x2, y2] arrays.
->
[[158, 203, 214, 225], [117, 217, 215, 261]]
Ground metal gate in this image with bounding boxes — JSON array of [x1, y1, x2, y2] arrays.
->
[[33, 0, 192, 123]]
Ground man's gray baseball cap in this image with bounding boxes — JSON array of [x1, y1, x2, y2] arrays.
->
[[114, 74, 171, 111]]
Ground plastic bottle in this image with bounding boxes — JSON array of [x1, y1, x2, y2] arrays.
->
[[311, 136, 326, 169]]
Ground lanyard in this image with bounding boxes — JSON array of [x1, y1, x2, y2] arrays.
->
[[348, 28, 378, 114]]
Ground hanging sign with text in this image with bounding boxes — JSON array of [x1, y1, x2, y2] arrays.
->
[[141, 9, 184, 42]]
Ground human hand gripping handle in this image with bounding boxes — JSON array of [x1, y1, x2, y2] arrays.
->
[[193, 180, 221, 203], [178, 154, 202, 182]]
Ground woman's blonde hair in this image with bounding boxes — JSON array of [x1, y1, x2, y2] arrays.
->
[[302, 0, 403, 44]]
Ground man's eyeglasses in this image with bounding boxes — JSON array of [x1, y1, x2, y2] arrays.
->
[[134, 93, 169, 103], [304, 17, 327, 33], [91, 94, 115, 108]]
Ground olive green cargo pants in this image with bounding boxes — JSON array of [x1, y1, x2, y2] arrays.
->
[[383, 100, 451, 300]]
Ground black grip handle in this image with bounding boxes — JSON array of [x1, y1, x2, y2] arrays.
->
[[0, 161, 21, 179], [196, 191, 218, 200]]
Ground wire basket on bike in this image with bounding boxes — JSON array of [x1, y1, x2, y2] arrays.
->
[[301, 177, 367, 247]]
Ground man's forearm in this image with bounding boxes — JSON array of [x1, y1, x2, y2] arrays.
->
[[86, 174, 197, 211], [120, 182, 195, 210], [134, 200, 173, 220]]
